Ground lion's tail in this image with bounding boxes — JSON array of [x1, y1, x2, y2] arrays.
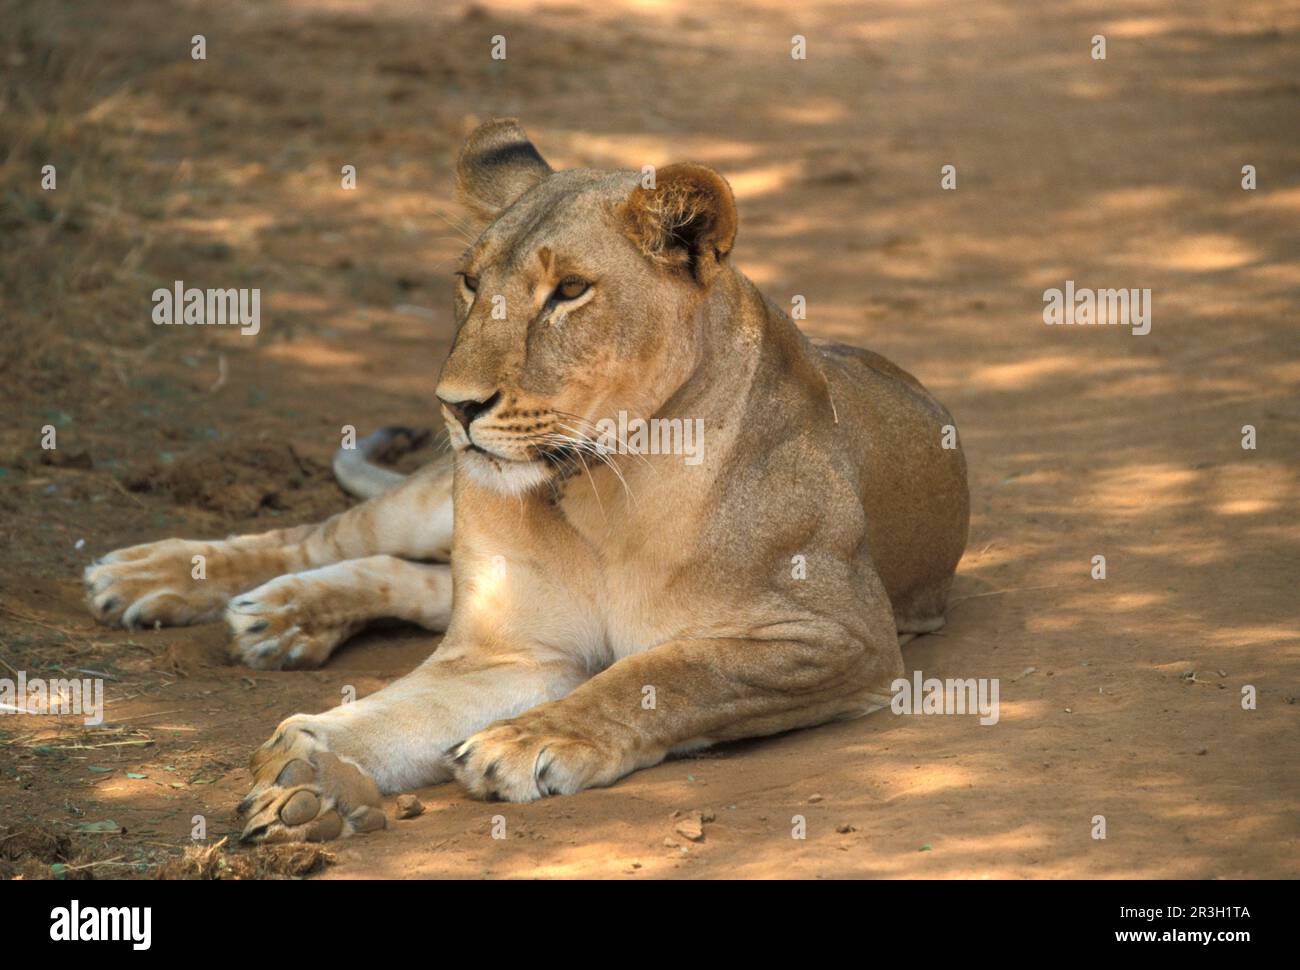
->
[[332, 426, 430, 499]]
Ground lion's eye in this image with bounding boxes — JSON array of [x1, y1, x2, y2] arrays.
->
[[459, 273, 479, 293], [554, 277, 590, 301]]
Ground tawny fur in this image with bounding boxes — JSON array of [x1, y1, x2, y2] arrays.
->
[[84, 119, 969, 843]]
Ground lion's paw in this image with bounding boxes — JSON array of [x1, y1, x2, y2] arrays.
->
[[83, 539, 228, 628], [226, 577, 362, 670], [448, 714, 622, 803], [238, 719, 386, 844]]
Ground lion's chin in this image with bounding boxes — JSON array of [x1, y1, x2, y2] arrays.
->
[[458, 448, 553, 497]]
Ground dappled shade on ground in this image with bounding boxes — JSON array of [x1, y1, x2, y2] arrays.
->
[[0, 0, 1296, 878]]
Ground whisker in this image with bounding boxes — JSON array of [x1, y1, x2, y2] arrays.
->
[[555, 423, 641, 501], [540, 431, 611, 522], [566, 446, 606, 519], [429, 206, 476, 242], [552, 411, 655, 471], [539, 428, 636, 507]]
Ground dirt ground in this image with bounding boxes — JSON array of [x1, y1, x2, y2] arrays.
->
[[1, 0, 1297, 879]]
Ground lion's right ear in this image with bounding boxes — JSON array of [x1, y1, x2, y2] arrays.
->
[[456, 119, 553, 221]]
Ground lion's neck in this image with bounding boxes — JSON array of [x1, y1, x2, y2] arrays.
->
[[661, 268, 833, 443]]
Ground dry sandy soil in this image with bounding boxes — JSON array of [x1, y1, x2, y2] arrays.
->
[[0, 0, 1297, 879]]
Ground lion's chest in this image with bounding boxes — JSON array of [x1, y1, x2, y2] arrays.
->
[[554, 471, 713, 662]]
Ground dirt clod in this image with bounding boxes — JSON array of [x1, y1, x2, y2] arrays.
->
[[396, 794, 425, 819], [673, 812, 705, 842], [123, 441, 335, 519]]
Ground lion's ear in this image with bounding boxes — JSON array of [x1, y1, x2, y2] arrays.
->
[[621, 163, 737, 284], [456, 118, 553, 221]]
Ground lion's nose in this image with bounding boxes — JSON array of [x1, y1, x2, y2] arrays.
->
[[438, 390, 502, 433]]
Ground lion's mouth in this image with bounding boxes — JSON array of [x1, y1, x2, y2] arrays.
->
[[455, 423, 577, 478], [463, 441, 552, 468], [459, 435, 524, 461], [464, 435, 574, 464]]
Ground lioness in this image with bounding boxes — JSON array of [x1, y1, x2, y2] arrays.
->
[[84, 120, 969, 842]]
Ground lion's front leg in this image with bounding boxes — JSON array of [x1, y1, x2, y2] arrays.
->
[[225, 556, 452, 670], [450, 630, 901, 802], [238, 645, 589, 843]]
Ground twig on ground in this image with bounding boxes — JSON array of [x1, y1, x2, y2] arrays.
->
[[948, 584, 1064, 607]]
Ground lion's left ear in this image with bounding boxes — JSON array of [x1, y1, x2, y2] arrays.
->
[[620, 163, 737, 285], [456, 118, 553, 221]]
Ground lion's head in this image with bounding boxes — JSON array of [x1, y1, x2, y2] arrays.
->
[[434, 119, 737, 495]]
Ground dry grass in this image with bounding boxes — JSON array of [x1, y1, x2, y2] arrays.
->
[[151, 836, 335, 880]]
